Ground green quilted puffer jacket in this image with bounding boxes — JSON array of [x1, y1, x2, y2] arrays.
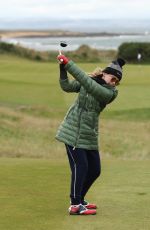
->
[[56, 61, 118, 150]]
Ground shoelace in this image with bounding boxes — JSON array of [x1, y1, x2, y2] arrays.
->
[[79, 204, 87, 212]]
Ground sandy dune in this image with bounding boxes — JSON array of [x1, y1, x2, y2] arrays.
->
[[0, 30, 85, 39]]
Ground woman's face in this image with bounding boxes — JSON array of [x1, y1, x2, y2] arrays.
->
[[102, 73, 119, 86]]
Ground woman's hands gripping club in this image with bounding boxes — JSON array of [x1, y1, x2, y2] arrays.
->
[[57, 54, 69, 65]]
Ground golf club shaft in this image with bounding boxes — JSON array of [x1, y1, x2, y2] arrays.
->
[[59, 50, 63, 62]]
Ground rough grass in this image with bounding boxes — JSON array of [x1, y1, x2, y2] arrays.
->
[[0, 106, 150, 159]]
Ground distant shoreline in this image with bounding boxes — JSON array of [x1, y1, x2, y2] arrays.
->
[[0, 30, 143, 39]]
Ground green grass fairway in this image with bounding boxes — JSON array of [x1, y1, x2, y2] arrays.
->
[[0, 55, 150, 112], [0, 158, 149, 230]]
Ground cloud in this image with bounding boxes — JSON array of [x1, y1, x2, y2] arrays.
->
[[0, 0, 150, 19]]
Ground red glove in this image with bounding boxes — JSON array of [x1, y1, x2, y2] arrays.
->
[[57, 55, 69, 65]]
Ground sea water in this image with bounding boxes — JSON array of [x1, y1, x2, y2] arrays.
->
[[2, 34, 150, 51]]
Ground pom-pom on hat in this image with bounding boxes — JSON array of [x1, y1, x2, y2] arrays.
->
[[103, 58, 126, 81]]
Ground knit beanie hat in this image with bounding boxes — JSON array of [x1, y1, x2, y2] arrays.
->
[[103, 58, 126, 81]]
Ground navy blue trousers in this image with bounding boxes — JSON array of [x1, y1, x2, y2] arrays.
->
[[65, 144, 101, 205]]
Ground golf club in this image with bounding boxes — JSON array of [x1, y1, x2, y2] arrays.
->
[[58, 41, 68, 63], [59, 41, 68, 55]]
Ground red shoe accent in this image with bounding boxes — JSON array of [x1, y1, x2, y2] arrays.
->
[[85, 203, 97, 209], [69, 205, 80, 215], [80, 208, 96, 215], [69, 205, 96, 215]]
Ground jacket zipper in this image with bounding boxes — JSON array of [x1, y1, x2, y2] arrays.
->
[[73, 93, 88, 150]]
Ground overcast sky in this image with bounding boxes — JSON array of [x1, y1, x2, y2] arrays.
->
[[0, 0, 150, 20]]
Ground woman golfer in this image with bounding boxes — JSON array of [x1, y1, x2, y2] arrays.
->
[[56, 54, 125, 215]]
